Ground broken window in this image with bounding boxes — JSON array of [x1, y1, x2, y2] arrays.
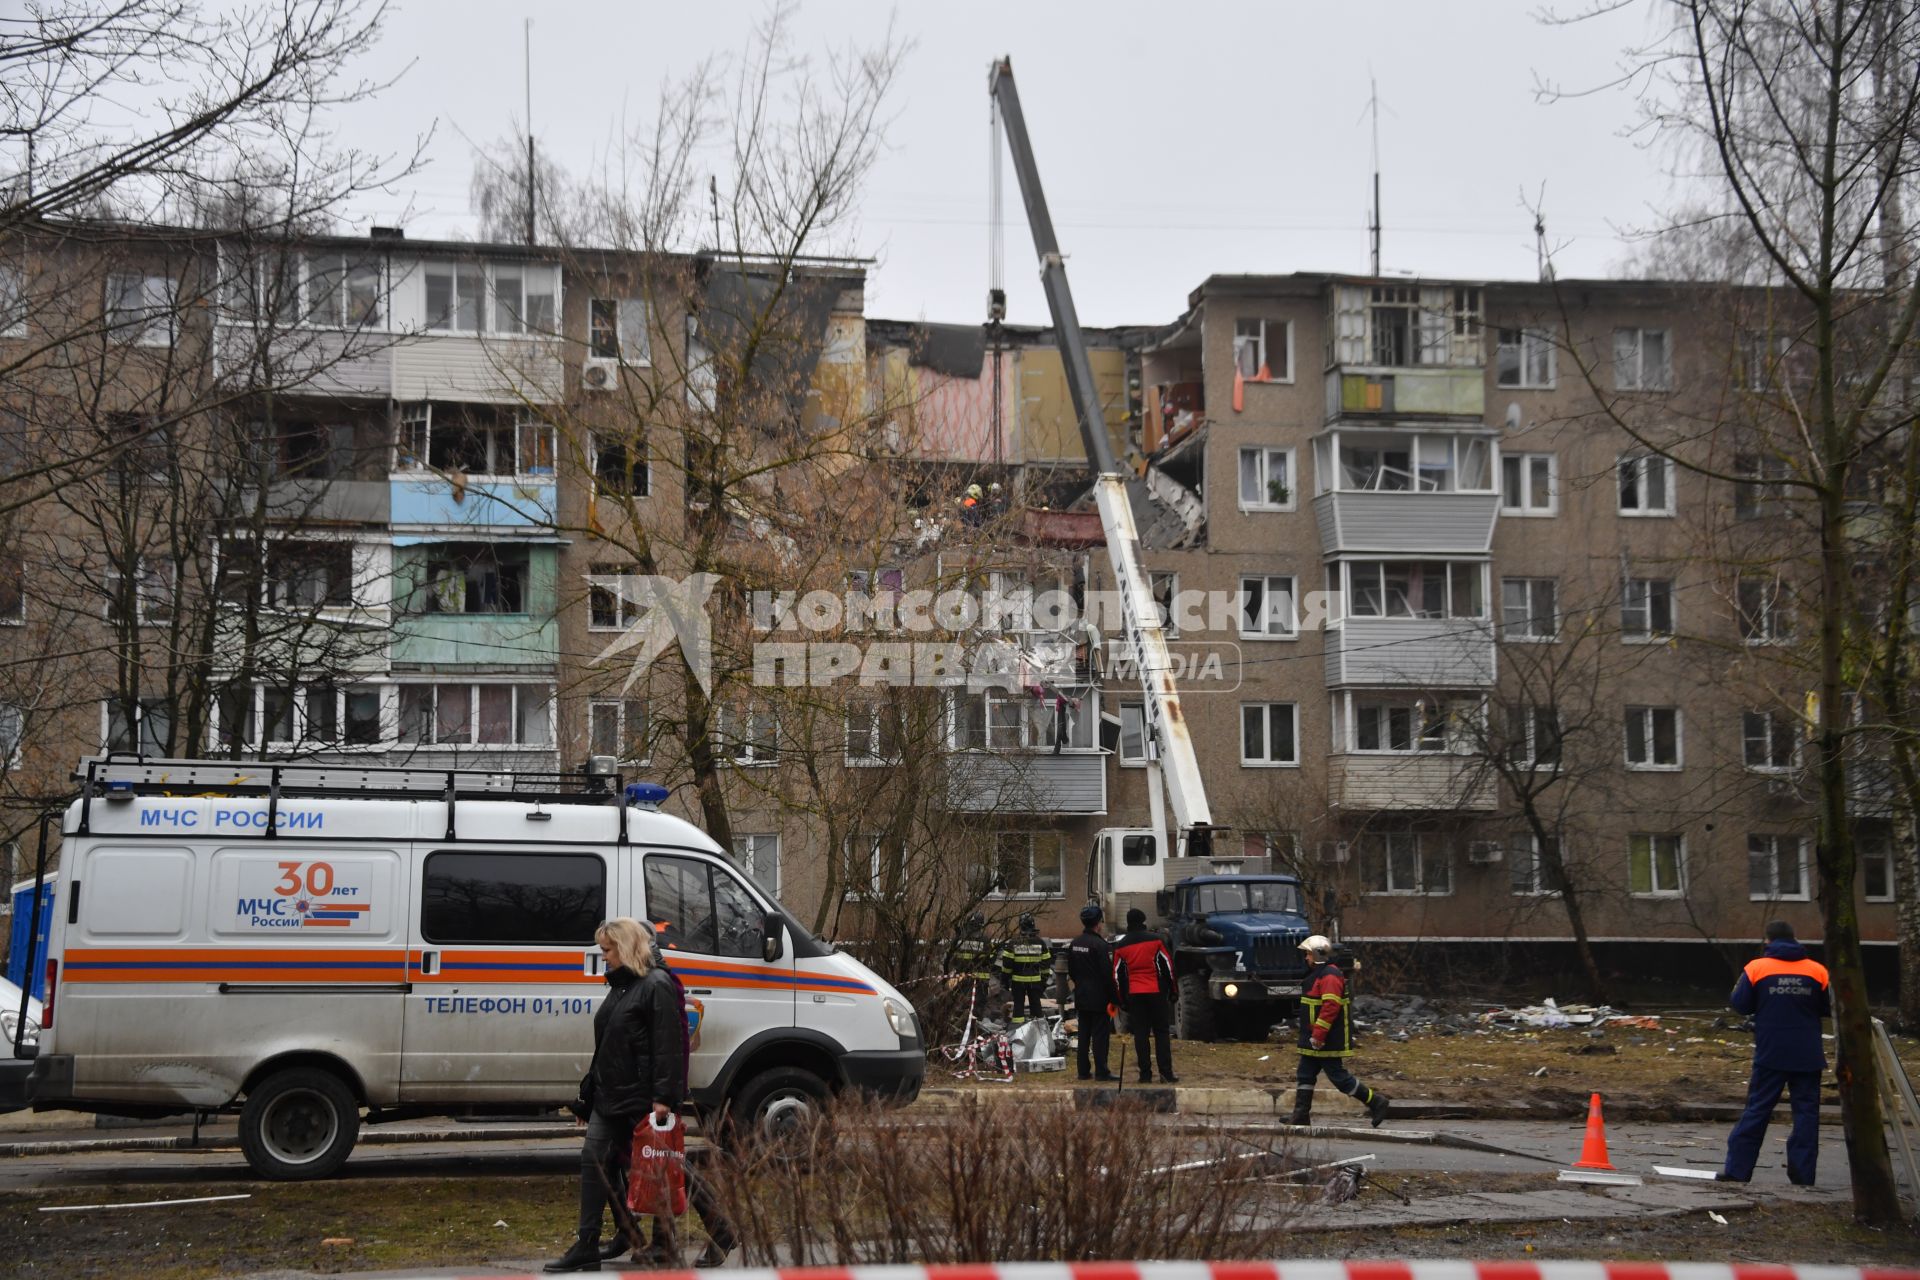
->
[[1345, 561, 1481, 620], [415, 543, 527, 615], [1233, 319, 1289, 380], [588, 564, 640, 630], [266, 541, 354, 609], [593, 435, 649, 496], [590, 297, 652, 364]]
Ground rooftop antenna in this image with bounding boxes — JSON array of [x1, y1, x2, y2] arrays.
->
[[524, 18, 535, 246], [1361, 74, 1385, 276]]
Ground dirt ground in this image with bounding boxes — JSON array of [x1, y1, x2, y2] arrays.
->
[[949, 1013, 1920, 1114]]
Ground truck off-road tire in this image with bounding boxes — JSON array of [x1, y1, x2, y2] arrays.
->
[[725, 1066, 832, 1150], [1176, 972, 1217, 1042], [238, 1067, 360, 1181]]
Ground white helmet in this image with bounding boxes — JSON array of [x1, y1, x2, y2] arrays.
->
[[1298, 934, 1333, 958]]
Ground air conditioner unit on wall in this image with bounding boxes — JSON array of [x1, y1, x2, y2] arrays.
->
[[1467, 840, 1504, 865], [1317, 840, 1350, 865], [582, 358, 617, 392]]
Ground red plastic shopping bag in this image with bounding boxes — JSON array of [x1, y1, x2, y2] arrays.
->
[[627, 1112, 687, 1218]]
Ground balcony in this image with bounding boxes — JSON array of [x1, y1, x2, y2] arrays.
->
[[390, 475, 557, 530], [390, 614, 558, 669], [1329, 753, 1497, 811], [944, 750, 1106, 815], [1325, 617, 1496, 688], [1313, 490, 1498, 554], [1326, 366, 1485, 423]]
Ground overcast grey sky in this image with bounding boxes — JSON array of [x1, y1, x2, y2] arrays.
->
[[330, 0, 1680, 327]]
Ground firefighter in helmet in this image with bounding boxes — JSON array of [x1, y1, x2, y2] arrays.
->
[[950, 911, 999, 1020], [998, 913, 1053, 1026], [1291, 934, 1389, 1127]]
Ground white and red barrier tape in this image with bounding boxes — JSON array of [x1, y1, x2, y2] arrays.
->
[[473, 1263, 1920, 1280]]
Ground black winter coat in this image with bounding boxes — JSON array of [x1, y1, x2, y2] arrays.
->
[[591, 965, 686, 1119], [1065, 928, 1116, 1010]]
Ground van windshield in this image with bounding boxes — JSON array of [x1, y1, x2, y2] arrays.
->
[[1195, 880, 1299, 915]]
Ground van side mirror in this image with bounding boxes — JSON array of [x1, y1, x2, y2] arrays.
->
[[762, 911, 784, 963]]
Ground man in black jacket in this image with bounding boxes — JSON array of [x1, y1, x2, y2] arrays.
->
[[1066, 903, 1117, 1081]]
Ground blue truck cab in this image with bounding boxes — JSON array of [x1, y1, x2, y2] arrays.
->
[[1156, 874, 1312, 1041]]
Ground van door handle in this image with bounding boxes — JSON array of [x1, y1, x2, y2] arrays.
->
[[418, 951, 439, 976], [689, 988, 714, 995]]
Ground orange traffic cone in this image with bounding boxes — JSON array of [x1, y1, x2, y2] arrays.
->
[[1572, 1091, 1615, 1170]]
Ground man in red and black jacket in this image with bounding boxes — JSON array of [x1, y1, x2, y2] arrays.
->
[[1111, 907, 1178, 1083], [1291, 935, 1389, 1127], [1719, 920, 1830, 1185]]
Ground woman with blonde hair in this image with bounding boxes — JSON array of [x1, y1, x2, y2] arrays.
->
[[545, 917, 685, 1272]]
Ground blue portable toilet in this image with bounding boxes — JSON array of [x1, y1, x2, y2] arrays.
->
[[7, 879, 54, 999]]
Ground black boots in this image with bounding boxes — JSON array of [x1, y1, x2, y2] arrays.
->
[[544, 1235, 602, 1273], [1367, 1090, 1391, 1128], [595, 1233, 633, 1263], [1289, 1087, 1314, 1126]]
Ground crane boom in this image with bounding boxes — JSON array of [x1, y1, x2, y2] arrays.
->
[[988, 57, 1214, 855]]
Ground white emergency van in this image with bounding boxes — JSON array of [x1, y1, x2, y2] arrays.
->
[[27, 756, 924, 1179]]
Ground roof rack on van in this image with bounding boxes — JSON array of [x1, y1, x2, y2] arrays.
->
[[73, 754, 629, 842]]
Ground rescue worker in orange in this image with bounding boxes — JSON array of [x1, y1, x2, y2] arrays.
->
[[1718, 920, 1830, 1185], [1290, 935, 1389, 1127]]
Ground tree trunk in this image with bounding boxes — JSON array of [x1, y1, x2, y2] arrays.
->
[[1530, 807, 1610, 1004]]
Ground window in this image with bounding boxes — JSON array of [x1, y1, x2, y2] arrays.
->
[[267, 541, 354, 610], [0, 266, 24, 336], [1737, 576, 1793, 644], [1501, 577, 1558, 641], [986, 832, 1066, 898], [1233, 318, 1291, 381], [845, 699, 902, 764], [588, 565, 641, 631], [0, 702, 22, 770], [414, 544, 526, 615], [1734, 454, 1790, 519], [421, 851, 604, 945], [1500, 453, 1556, 515], [1495, 327, 1555, 388], [734, 834, 781, 895], [1346, 561, 1484, 619], [1238, 447, 1295, 510], [1629, 833, 1685, 896], [1362, 831, 1451, 895], [1736, 331, 1793, 391], [847, 567, 906, 630], [590, 298, 653, 365], [645, 854, 762, 960], [225, 681, 379, 747], [592, 435, 649, 496], [1240, 702, 1299, 766], [1861, 830, 1895, 902], [1748, 834, 1809, 901], [1618, 454, 1675, 515], [398, 684, 553, 747], [843, 832, 901, 899], [104, 698, 172, 754], [0, 553, 21, 624], [1614, 327, 1672, 391], [1743, 710, 1799, 771], [106, 558, 173, 625], [1035, 690, 1096, 751], [1148, 571, 1179, 637], [1621, 578, 1674, 641], [491, 262, 558, 335], [1511, 704, 1562, 767], [1509, 831, 1567, 896], [588, 698, 648, 763], [250, 419, 358, 480], [714, 703, 777, 765], [105, 272, 177, 346], [304, 253, 382, 328], [1353, 699, 1450, 753], [1238, 574, 1296, 637], [1624, 705, 1681, 768], [1118, 701, 1147, 766]]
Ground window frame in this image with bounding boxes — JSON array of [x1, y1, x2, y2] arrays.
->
[[1629, 832, 1686, 897], [715, 703, 778, 766], [105, 271, 178, 347], [1861, 830, 1896, 902], [981, 831, 1067, 900], [1232, 317, 1293, 383], [1345, 559, 1486, 621], [1238, 574, 1298, 639], [587, 565, 642, 632], [1621, 577, 1675, 642], [1239, 701, 1300, 768], [421, 259, 560, 337], [0, 701, 23, 771], [101, 697, 173, 755], [1117, 700, 1147, 767], [587, 697, 649, 765], [844, 698, 903, 766], [1624, 705, 1683, 770], [1500, 576, 1559, 642], [0, 552, 22, 625], [420, 849, 606, 946], [1747, 833, 1810, 902], [591, 433, 650, 498], [1508, 830, 1567, 897], [1742, 709, 1800, 772], [1362, 830, 1452, 897], [0, 266, 25, 338], [733, 832, 781, 896], [1736, 575, 1794, 645], [1617, 453, 1676, 516], [1499, 452, 1558, 516], [1495, 326, 1556, 389], [105, 557, 174, 626], [1613, 327, 1672, 391], [397, 682, 555, 748], [1237, 446, 1297, 512]]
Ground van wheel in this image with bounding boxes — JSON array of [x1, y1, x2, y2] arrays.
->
[[239, 1067, 359, 1180], [727, 1066, 831, 1149], [1176, 972, 1217, 1042]]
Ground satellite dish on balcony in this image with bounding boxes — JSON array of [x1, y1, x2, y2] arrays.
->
[[1504, 402, 1522, 430]]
